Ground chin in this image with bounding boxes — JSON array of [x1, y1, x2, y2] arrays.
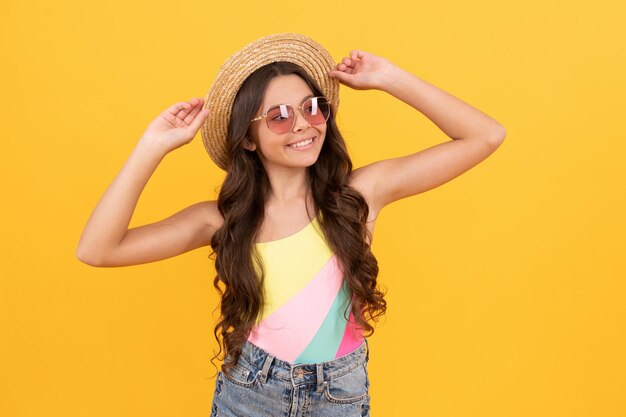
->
[[294, 156, 320, 168]]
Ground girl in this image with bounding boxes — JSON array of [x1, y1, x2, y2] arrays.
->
[[77, 33, 505, 417]]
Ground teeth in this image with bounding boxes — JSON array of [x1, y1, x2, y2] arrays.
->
[[288, 138, 314, 148]]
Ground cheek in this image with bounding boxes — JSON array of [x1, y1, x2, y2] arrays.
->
[[320, 126, 328, 142], [257, 137, 285, 154]]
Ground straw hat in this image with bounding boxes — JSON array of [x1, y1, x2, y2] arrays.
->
[[200, 33, 340, 171]]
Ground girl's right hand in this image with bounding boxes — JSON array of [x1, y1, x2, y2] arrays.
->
[[139, 97, 210, 154]]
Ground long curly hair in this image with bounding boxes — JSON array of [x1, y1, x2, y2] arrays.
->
[[208, 61, 387, 379]]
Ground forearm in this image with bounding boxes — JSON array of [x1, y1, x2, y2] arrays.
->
[[380, 65, 506, 141], [77, 137, 166, 262]]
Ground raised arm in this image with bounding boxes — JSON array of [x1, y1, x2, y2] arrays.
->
[[76, 98, 215, 267], [331, 50, 506, 213]]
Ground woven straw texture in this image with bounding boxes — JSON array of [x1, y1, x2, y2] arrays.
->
[[200, 33, 340, 171]]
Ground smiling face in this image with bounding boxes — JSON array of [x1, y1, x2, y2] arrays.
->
[[244, 74, 327, 172]]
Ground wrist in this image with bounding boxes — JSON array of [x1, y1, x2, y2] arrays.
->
[[379, 64, 410, 94], [136, 135, 169, 162]]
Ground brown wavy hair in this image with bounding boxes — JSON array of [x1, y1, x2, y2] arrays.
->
[[207, 62, 387, 380]]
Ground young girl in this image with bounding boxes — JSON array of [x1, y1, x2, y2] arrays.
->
[[77, 33, 505, 417]]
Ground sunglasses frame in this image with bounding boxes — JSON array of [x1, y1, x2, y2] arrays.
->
[[250, 96, 333, 134]]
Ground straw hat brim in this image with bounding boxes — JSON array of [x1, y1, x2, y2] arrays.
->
[[200, 33, 340, 171]]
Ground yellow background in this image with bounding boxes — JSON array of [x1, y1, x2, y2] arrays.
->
[[2, 0, 625, 416]]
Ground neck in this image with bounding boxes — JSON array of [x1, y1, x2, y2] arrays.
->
[[264, 166, 311, 207]]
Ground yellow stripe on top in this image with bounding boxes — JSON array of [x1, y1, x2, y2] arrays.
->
[[252, 215, 334, 321]]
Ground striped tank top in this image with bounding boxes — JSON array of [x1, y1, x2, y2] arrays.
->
[[248, 214, 365, 364]]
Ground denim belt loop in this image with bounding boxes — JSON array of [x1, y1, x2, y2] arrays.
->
[[259, 353, 274, 384], [316, 363, 325, 393]]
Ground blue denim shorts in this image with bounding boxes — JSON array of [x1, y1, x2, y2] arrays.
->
[[210, 338, 371, 417]]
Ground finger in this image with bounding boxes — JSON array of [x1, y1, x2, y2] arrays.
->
[[339, 63, 355, 74], [342, 57, 352, 66], [184, 97, 202, 112], [175, 97, 203, 120], [166, 101, 191, 116], [329, 70, 349, 83], [189, 108, 210, 131], [183, 107, 200, 125], [337, 63, 355, 74], [350, 50, 364, 61], [190, 97, 203, 108], [183, 98, 203, 124]]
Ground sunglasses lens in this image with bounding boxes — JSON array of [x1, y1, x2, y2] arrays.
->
[[266, 104, 294, 134], [303, 97, 331, 125]]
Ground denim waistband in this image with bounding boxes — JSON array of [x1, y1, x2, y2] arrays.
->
[[232, 338, 369, 390]]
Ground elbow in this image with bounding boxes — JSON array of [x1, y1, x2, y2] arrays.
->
[[76, 245, 105, 267], [488, 126, 507, 146]]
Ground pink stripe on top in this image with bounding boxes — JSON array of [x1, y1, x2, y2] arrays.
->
[[335, 308, 366, 358]]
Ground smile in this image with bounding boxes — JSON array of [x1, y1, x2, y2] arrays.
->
[[287, 137, 316, 149]]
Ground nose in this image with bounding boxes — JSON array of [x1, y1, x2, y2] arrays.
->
[[292, 108, 312, 132]]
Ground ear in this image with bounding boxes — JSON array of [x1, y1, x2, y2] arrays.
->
[[242, 136, 257, 152]]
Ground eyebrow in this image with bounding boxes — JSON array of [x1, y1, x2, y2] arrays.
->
[[264, 94, 315, 112]]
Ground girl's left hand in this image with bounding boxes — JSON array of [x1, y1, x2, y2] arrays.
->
[[329, 50, 396, 91]]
